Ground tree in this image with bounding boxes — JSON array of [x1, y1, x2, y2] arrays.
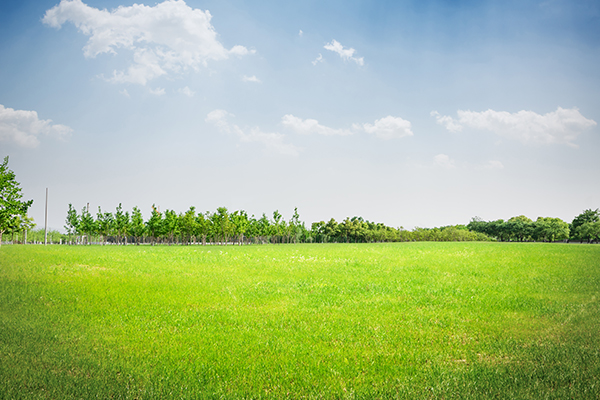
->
[[146, 205, 162, 245], [64, 203, 80, 244], [114, 203, 129, 245], [78, 205, 95, 245], [0, 157, 34, 246], [180, 206, 198, 245], [571, 209, 600, 241], [575, 221, 600, 243], [533, 217, 570, 242], [96, 206, 114, 245], [506, 215, 534, 242], [130, 206, 145, 244]]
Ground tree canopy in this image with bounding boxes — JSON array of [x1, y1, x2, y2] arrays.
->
[[0, 156, 33, 246]]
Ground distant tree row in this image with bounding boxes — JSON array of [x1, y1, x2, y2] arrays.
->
[[467, 209, 600, 243], [59, 203, 492, 246]]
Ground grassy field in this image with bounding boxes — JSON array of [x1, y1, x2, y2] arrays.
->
[[1, 242, 599, 399]]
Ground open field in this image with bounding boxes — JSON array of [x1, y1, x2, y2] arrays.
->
[[1, 242, 599, 399]]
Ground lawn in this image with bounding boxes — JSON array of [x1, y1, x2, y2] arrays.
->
[[1, 242, 599, 399]]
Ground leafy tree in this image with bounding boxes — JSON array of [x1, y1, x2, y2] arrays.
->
[[571, 209, 600, 241], [575, 221, 600, 243], [506, 215, 534, 242], [130, 206, 146, 244], [230, 210, 249, 245], [64, 203, 80, 244], [0, 156, 34, 246], [180, 206, 198, 245], [96, 206, 114, 245], [80, 205, 96, 245], [162, 209, 180, 245], [146, 205, 162, 245], [114, 203, 129, 245], [533, 217, 570, 242]]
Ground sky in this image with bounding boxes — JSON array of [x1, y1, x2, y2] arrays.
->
[[1, 0, 599, 231]]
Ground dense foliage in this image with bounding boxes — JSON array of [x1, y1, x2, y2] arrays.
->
[[58, 204, 491, 245], [0, 157, 33, 246], [467, 210, 600, 243]]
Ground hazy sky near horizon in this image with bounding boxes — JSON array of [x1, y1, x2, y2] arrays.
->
[[1, 0, 599, 231]]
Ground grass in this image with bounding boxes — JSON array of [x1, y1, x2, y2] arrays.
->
[[1, 242, 599, 399]]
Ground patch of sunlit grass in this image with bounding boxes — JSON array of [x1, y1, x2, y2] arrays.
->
[[1, 242, 599, 398]]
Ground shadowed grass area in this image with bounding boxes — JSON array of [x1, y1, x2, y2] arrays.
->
[[1, 242, 599, 398]]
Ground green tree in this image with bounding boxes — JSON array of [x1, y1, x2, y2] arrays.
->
[[506, 215, 534, 242], [130, 206, 146, 245], [96, 206, 114, 245], [162, 209, 180, 245], [0, 156, 34, 246], [64, 203, 80, 244], [534, 217, 570, 242], [575, 221, 600, 243], [180, 206, 198, 245], [80, 205, 96, 245], [571, 209, 600, 241], [146, 205, 162, 245], [114, 203, 129, 245]]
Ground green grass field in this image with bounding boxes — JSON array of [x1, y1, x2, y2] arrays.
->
[[1, 242, 599, 399]]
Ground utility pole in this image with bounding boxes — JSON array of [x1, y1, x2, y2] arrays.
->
[[44, 188, 48, 245]]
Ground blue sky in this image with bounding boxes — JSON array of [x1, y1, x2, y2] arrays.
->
[[1, 0, 599, 230]]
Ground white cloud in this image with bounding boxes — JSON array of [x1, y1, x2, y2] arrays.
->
[[149, 87, 165, 96], [431, 111, 462, 132], [242, 75, 261, 83], [434, 154, 456, 169], [43, 0, 254, 85], [299, 30, 303, 37], [283, 114, 414, 139], [206, 110, 300, 156], [119, 89, 130, 97], [432, 107, 596, 146], [312, 53, 323, 66], [485, 160, 504, 170], [358, 116, 413, 140], [281, 115, 353, 136], [0, 104, 72, 148], [324, 39, 364, 66], [178, 86, 195, 97]]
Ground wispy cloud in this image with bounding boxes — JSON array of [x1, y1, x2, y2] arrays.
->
[[178, 86, 195, 97], [149, 87, 165, 96], [484, 160, 504, 170], [282, 115, 353, 136], [432, 107, 596, 147], [312, 53, 323, 66], [242, 75, 261, 83], [324, 39, 364, 66], [206, 110, 300, 156], [433, 154, 456, 169], [43, 0, 255, 85], [283, 114, 413, 140], [0, 104, 72, 148]]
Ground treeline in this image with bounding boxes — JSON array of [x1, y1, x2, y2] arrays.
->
[[59, 204, 491, 245], [467, 209, 600, 243]]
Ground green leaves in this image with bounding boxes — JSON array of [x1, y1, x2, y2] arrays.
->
[[0, 156, 33, 243]]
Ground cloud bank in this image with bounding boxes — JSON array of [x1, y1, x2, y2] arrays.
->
[[43, 0, 254, 85], [432, 107, 596, 146], [0, 104, 72, 148], [324, 40, 364, 66], [282, 115, 353, 136], [283, 115, 412, 139], [206, 110, 300, 156]]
